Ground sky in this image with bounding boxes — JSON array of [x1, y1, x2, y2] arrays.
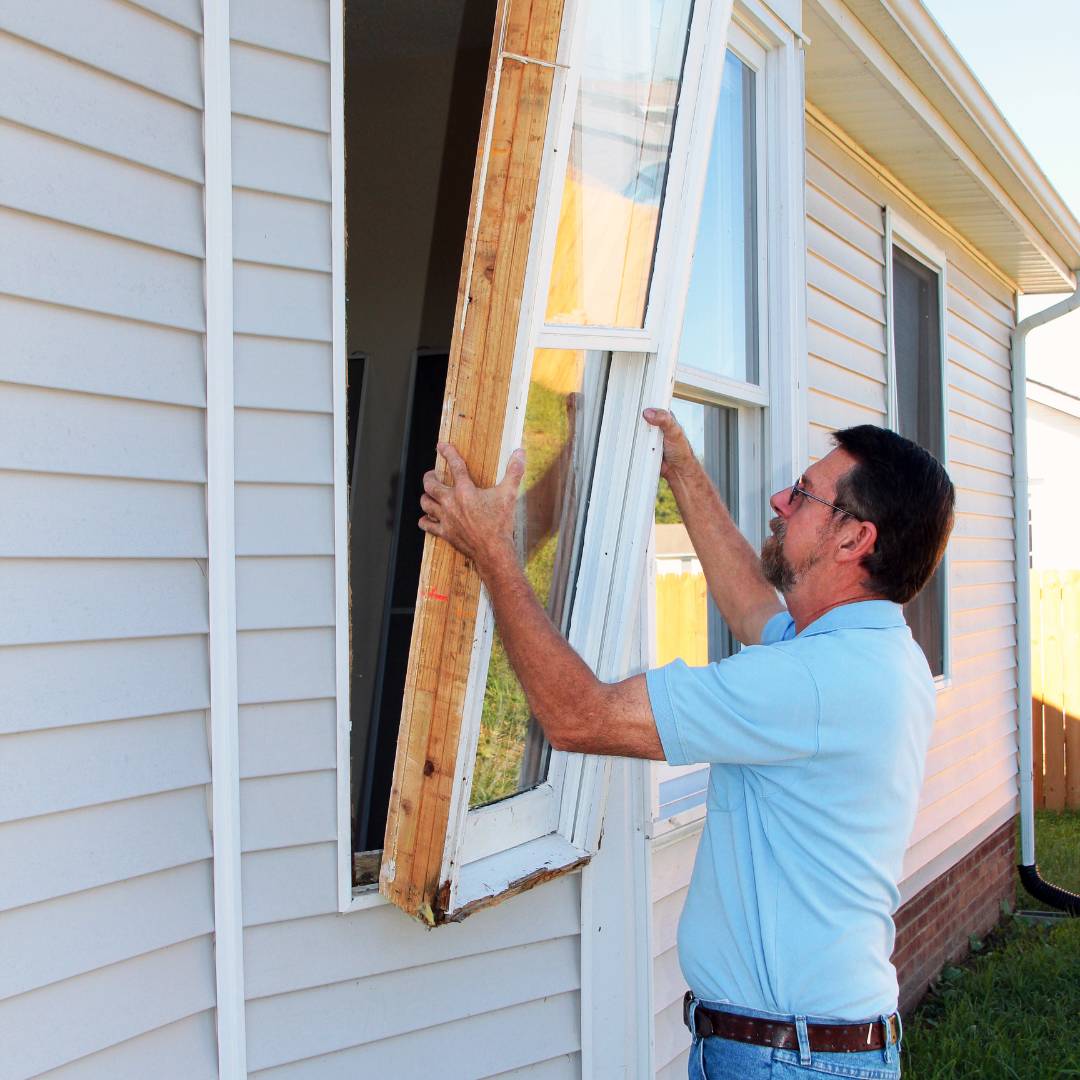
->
[[921, 0, 1080, 391]]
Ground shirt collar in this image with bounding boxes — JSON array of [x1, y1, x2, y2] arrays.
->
[[796, 599, 906, 637]]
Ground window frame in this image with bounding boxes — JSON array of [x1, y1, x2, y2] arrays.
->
[[647, 0, 806, 840], [883, 206, 953, 690]]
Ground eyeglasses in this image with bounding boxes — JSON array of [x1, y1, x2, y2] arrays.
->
[[788, 477, 855, 519]]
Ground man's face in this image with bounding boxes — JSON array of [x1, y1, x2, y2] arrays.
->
[[761, 448, 858, 595]]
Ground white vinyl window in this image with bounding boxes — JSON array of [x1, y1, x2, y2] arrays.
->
[[648, 10, 805, 839], [884, 209, 952, 688]]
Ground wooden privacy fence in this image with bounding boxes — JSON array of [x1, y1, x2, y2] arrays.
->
[[1031, 569, 1080, 809], [656, 571, 708, 667]]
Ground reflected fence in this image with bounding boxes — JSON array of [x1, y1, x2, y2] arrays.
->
[[1031, 569, 1080, 809]]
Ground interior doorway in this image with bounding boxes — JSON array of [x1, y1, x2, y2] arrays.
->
[[345, 0, 499, 864]]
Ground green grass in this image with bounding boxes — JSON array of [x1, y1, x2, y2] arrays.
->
[[902, 810, 1080, 1079]]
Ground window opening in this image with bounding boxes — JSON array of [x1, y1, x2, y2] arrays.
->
[[892, 245, 946, 676], [679, 48, 758, 383], [471, 349, 611, 807], [654, 396, 739, 666], [345, 0, 499, 872], [544, 0, 696, 329]]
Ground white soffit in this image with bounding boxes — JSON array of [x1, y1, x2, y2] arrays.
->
[[803, 0, 1080, 294]]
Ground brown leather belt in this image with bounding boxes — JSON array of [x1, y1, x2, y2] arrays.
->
[[683, 993, 901, 1054]]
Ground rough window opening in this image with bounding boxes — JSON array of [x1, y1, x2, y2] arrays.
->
[[345, 0, 499, 879]]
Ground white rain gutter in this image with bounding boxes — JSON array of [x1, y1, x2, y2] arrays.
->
[[1013, 281, 1080, 913]]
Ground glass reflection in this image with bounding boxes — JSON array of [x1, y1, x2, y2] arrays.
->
[[471, 350, 610, 807], [545, 0, 695, 329], [679, 50, 758, 383]]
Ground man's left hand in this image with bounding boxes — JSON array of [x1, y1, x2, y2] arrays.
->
[[419, 443, 526, 575]]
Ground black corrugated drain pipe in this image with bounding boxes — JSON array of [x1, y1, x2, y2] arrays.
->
[[1017, 864, 1080, 916]]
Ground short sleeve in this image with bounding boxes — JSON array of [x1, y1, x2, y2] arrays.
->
[[646, 646, 820, 768], [761, 609, 796, 645]]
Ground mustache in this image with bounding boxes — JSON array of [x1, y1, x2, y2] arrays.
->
[[768, 516, 785, 541]]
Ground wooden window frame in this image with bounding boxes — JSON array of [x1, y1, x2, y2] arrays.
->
[[883, 207, 953, 690]]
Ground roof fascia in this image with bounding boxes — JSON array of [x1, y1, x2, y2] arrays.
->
[[806, 0, 1076, 291]]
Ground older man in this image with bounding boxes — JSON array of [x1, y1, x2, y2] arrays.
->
[[419, 410, 954, 1080]]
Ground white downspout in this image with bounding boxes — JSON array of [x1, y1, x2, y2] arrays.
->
[[1013, 282, 1080, 869]]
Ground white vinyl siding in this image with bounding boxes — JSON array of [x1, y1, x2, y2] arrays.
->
[[651, 830, 701, 1080], [0, 2, 216, 1076], [804, 124, 1018, 895]]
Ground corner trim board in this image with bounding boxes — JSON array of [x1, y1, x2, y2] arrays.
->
[[203, 0, 248, 1075]]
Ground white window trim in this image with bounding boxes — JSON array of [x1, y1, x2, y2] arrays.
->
[[649, 0, 806, 838], [883, 206, 953, 691]]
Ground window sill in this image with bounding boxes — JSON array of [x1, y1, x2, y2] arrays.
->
[[346, 884, 388, 913]]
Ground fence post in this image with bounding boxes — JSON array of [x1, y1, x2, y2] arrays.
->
[[1031, 568, 1044, 809], [1042, 570, 1067, 810], [1064, 571, 1080, 808]]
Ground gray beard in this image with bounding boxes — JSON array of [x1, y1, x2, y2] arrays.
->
[[760, 517, 821, 594]]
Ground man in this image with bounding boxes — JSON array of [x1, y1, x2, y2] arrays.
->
[[419, 409, 955, 1080]]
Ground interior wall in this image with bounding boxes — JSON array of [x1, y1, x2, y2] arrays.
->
[[345, 0, 495, 844]]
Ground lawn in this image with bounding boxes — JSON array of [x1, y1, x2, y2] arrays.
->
[[901, 809, 1080, 1079]]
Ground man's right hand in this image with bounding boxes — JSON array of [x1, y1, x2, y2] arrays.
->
[[643, 408, 698, 482]]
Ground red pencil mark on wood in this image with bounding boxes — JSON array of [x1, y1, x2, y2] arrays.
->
[[426, 588, 449, 602]]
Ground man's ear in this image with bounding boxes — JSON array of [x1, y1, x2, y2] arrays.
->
[[835, 520, 877, 563]]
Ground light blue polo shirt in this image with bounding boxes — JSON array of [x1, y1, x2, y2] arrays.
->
[[646, 600, 936, 1020]]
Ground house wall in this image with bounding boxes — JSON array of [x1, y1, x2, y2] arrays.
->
[[1027, 395, 1080, 571], [0, 1, 219, 1076], [803, 121, 1019, 900]]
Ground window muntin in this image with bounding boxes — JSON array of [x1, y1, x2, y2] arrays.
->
[[543, 0, 695, 330], [891, 245, 946, 678], [678, 48, 759, 384], [470, 349, 610, 807]]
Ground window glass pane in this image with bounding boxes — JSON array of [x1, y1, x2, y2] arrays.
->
[[471, 350, 610, 807], [544, 0, 695, 329], [654, 396, 739, 666], [893, 246, 945, 676], [678, 50, 758, 383]]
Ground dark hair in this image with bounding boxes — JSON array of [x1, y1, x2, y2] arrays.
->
[[830, 425, 955, 605]]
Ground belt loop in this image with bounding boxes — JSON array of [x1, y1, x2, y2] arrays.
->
[[880, 1014, 895, 1065], [795, 1016, 811, 1067]]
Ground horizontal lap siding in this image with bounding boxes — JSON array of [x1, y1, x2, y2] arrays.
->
[[230, 5, 582, 1077], [0, 4, 215, 1076], [650, 829, 701, 1076], [804, 126, 1019, 894]]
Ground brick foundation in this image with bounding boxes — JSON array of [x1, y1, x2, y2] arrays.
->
[[891, 818, 1016, 1015]]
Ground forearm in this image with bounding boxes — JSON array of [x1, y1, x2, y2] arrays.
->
[[667, 460, 782, 645], [480, 545, 663, 759]]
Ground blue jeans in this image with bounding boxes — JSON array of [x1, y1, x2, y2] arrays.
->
[[687, 1000, 901, 1079]]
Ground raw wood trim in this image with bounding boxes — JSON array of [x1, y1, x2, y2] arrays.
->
[[380, 0, 566, 924]]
